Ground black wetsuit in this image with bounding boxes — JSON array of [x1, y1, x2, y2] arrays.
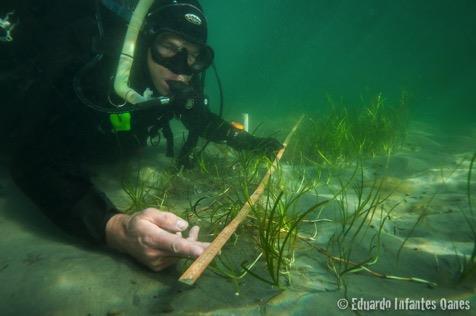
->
[[1, 1, 269, 244]]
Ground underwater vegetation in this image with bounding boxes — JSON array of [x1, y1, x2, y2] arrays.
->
[[183, 149, 270, 234], [182, 158, 330, 290], [120, 165, 175, 213], [121, 166, 153, 212], [322, 165, 432, 290], [186, 187, 241, 237], [117, 101, 453, 295], [117, 109, 422, 292], [459, 152, 476, 282], [288, 93, 408, 166], [245, 171, 329, 288], [324, 165, 394, 291], [182, 155, 439, 293]]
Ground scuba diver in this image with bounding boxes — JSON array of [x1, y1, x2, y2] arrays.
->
[[0, 0, 282, 272]]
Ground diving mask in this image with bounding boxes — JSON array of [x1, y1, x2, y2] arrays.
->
[[150, 33, 214, 75]]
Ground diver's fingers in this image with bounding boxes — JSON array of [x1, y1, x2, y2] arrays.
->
[[143, 226, 204, 257], [186, 226, 210, 249], [142, 208, 189, 233], [187, 225, 200, 241]]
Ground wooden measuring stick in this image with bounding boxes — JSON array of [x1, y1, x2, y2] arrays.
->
[[178, 115, 304, 285]]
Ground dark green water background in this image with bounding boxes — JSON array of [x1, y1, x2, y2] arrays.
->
[[202, 0, 475, 128]]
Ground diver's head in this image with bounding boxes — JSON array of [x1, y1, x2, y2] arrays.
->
[[146, 32, 201, 96], [144, 0, 214, 95]]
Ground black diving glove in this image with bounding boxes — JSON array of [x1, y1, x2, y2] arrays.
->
[[227, 130, 283, 156]]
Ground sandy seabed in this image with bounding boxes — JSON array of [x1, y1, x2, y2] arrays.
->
[[0, 120, 475, 315]]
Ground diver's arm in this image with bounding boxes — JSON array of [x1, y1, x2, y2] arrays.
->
[[11, 141, 118, 244], [179, 103, 283, 153]]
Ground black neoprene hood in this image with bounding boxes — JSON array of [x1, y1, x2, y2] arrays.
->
[[145, 0, 208, 46]]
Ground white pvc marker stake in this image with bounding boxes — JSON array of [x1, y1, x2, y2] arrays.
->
[[242, 113, 249, 132]]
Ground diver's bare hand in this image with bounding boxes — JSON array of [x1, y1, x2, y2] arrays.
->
[[105, 208, 209, 271]]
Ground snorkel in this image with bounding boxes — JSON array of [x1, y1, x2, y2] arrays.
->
[[113, 0, 171, 106]]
